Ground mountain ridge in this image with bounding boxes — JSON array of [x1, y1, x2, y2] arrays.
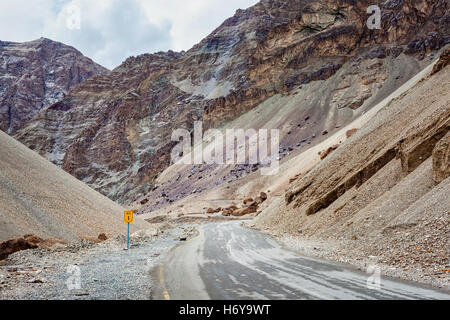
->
[[0, 37, 109, 134]]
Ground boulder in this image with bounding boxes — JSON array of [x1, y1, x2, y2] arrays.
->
[[248, 201, 259, 209], [98, 233, 108, 241], [222, 210, 231, 216], [231, 207, 256, 217], [232, 201, 259, 217], [346, 128, 358, 139], [131, 227, 159, 239], [319, 144, 339, 160], [0, 237, 39, 260]]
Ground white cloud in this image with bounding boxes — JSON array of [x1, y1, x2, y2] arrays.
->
[[0, 0, 258, 69]]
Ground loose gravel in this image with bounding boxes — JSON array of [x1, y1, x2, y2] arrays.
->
[[0, 224, 197, 300]]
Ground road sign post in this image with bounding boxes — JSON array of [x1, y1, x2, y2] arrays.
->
[[124, 211, 134, 250]]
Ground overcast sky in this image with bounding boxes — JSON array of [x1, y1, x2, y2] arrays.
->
[[0, 0, 258, 69]]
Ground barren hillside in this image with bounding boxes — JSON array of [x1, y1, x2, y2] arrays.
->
[[0, 130, 147, 243]]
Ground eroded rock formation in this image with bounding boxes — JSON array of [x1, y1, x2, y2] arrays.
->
[[432, 131, 450, 183]]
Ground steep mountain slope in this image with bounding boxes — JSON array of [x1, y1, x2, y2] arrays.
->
[[0, 130, 148, 243], [0, 38, 108, 134], [254, 55, 449, 283], [135, 47, 443, 219], [14, 0, 449, 204]]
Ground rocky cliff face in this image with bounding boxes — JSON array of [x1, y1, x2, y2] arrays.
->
[[14, 0, 449, 203], [0, 38, 108, 134]]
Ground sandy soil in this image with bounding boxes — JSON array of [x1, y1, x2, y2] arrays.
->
[[0, 130, 148, 242]]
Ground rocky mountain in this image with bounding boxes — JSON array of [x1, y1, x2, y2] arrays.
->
[[14, 0, 449, 203], [0, 38, 108, 134]]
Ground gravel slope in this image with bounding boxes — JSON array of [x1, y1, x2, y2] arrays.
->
[[0, 224, 195, 300], [0, 130, 148, 242]]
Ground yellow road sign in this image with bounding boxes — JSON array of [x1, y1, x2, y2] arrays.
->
[[124, 211, 134, 223]]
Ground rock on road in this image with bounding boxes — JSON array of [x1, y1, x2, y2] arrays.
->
[[152, 221, 449, 300]]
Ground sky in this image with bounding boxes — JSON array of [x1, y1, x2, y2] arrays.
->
[[0, 0, 259, 69]]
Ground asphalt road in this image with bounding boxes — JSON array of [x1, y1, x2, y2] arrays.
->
[[152, 221, 449, 300]]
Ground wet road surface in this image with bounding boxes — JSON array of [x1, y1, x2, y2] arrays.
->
[[152, 221, 449, 300]]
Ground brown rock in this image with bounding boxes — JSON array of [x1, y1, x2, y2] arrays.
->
[[98, 233, 108, 242], [221, 210, 231, 217], [319, 144, 339, 160], [432, 131, 450, 183], [232, 201, 259, 216], [431, 47, 450, 75], [206, 208, 216, 214], [232, 207, 256, 217], [346, 128, 359, 139], [399, 111, 449, 175], [243, 198, 254, 204], [28, 278, 45, 284], [248, 201, 259, 209], [23, 234, 44, 245], [0, 238, 38, 260]]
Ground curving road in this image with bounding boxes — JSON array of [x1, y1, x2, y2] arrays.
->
[[151, 221, 449, 300]]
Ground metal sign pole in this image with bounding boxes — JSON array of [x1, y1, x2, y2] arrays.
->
[[127, 222, 130, 249], [124, 210, 133, 250]]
